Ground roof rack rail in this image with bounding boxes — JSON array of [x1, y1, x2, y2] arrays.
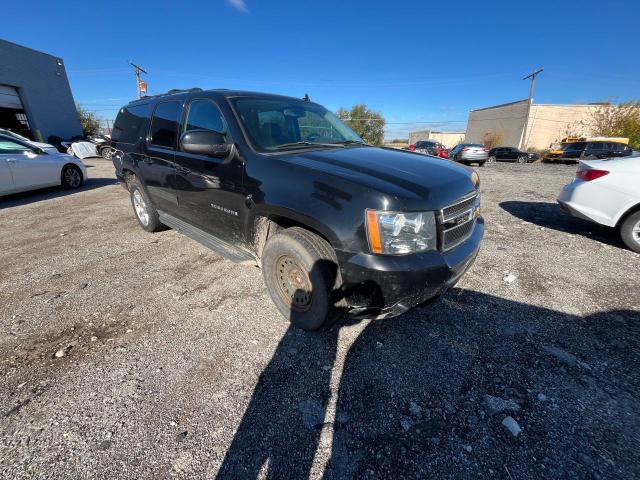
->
[[139, 87, 202, 100]]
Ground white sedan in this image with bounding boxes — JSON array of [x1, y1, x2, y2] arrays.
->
[[0, 134, 87, 196], [558, 154, 640, 252]]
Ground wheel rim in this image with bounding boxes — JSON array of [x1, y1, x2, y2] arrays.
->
[[273, 255, 312, 312], [64, 167, 81, 188], [633, 220, 640, 243], [488, 156, 496, 162], [133, 190, 150, 226], [102, 148, 112, 160], [518, 156, 527, 163]]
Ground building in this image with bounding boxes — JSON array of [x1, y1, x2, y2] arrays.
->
[[464, 99, 602, 150], [0, 39, 82, 142], [408, 130, 465, 148]]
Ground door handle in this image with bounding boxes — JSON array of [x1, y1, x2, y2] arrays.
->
[[6, 159, 16, 163], [176, 166, 190, 175], [142, 158, 153, 164]]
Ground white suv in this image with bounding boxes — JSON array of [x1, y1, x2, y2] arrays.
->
[[558, 154, 640, 253]]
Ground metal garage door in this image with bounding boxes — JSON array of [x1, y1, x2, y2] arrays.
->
[[0, 85, 23, 109]]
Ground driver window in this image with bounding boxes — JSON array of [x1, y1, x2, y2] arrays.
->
[[0, 138, 32, 154], [184, 99, 226, 134]]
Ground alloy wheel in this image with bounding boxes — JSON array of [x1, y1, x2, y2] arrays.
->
[[65, 167, 81, 188], [133, 189, 150, 226]]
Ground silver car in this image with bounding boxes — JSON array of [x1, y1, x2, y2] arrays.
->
[[450, 143, 489, 166]]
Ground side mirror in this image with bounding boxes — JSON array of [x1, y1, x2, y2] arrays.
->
[[33, 147, 45, 155], [180, 130, 230, 157]]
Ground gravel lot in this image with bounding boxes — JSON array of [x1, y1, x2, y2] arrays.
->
[[1, 158, 639, 479]]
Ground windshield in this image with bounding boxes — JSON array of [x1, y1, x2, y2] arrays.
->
[[230, 97, 364, 152]]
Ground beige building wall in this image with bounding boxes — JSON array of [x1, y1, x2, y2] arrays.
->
[[409, 130, 465, 148], [465, 100, 528, 147], [524, 104, 598, 149], [465, 100, 602, 150]]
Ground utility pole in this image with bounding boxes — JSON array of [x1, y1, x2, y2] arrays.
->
[[519, 68, 543, 149], [129, 61, 148, 98]]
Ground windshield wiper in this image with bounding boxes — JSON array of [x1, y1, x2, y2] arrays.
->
[[330, 140, 367, 146], [273, 141, 345, 150]]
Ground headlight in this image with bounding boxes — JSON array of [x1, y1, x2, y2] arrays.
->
[[366, 210, 437, 255]]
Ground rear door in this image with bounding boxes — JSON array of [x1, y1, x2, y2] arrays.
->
[[172, 97, 245, 243], [141, 101, 182, 214]]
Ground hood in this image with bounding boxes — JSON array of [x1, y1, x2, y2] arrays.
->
[[278, 146, 477, 206]]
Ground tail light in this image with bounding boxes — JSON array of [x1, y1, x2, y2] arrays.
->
[[441, 150, 449, 158], [462, 148, 469, 152], [409, 144, 416, 152], [483, 147, 489, 152], [576, 169, 609, 181]]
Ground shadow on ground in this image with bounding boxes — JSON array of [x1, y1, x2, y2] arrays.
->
[[500, 200, 625, 249], [216, 281, 640, 478], [0, 176, 117, 209]]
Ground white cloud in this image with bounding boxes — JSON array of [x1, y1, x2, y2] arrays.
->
[[227, 0, 248, 12]]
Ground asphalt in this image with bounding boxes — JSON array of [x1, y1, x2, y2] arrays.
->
[[1, 158, 639, 479]]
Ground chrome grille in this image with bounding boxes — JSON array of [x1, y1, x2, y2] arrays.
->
[[440, 192, 478, 251]]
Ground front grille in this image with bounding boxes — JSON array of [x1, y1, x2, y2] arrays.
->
[[439, 192, 478, 251]]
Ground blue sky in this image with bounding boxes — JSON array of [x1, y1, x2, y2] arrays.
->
[[3, 0, 638, 139]]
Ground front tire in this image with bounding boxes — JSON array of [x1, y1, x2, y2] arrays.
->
[[61, 165, 83, 189], [261, 227, 342, 331], [517, 155, 528, 164], [129, 178, 164, 232], [620, 211, 640, 253]]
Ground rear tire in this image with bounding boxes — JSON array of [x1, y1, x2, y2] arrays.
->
[[620, 211, 640, 253], [129, 178, 164, 232], [61, 165, 83, 189], [261, 227, 342, 331], [487, 156, 496, 163]]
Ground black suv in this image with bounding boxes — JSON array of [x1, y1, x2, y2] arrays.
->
[[111, 89, 483, 330], [560, 141, 632, 161], [488, 146, 538, 163]]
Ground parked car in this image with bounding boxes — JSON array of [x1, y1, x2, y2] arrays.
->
[[0, 133, 87, 196], [449, 144, 489, 166], [0, 128, 59, 154], [547, 140, 632, 163], [111, 88, 484, 330], [558, 154, 640, 253], [488, 147, 538, 163], [409, 140, 449, 159]]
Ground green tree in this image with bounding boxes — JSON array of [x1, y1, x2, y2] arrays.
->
[[590, 101, 640, 149], [76, 104, 101, 136], [337, 104, 386, 145]]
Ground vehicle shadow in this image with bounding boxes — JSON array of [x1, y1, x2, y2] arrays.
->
[[216, 260, 640, 479], [0, 176, 117, 209], [500, 200, 626, 249]]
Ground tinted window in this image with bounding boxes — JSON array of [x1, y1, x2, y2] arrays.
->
[[564, 142, 587, 151], [589, 142, 605, 150], [112, 104, 150, 144], [0, 137, 32, 153], [184, 99, 226, 134], [150, 101, 181, 149]]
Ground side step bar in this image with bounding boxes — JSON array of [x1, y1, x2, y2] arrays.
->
[[158, 211, 256, 264]]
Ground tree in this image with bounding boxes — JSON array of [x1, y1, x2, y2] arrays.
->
[[337, 104, 386, 145], [590, 101, 640, 149], [76, 104, 101, 136]]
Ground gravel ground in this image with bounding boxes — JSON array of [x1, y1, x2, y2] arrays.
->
[[1, 158, 639, 479]]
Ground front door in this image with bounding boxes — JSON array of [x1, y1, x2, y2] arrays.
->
[[172, 98, 245, 244], [0, 137, 59, 190], [140, 101, 182, 214], [0, 157, 15, 194]]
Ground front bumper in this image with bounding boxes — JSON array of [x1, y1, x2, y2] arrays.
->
[[336, 218, 484, 319]]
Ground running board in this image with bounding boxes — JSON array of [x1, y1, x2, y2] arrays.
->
[[158, 211, 256, 263]]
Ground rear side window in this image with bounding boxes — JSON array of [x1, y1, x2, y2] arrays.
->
[[589, 142, 605, 150], [0, 137, 32, 153], [183, 99, 226, 134], [112, 104, 150, 144], [150, 101, 181, 149]]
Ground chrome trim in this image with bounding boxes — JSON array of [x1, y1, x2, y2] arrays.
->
[[439, 191, 478, 252]]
